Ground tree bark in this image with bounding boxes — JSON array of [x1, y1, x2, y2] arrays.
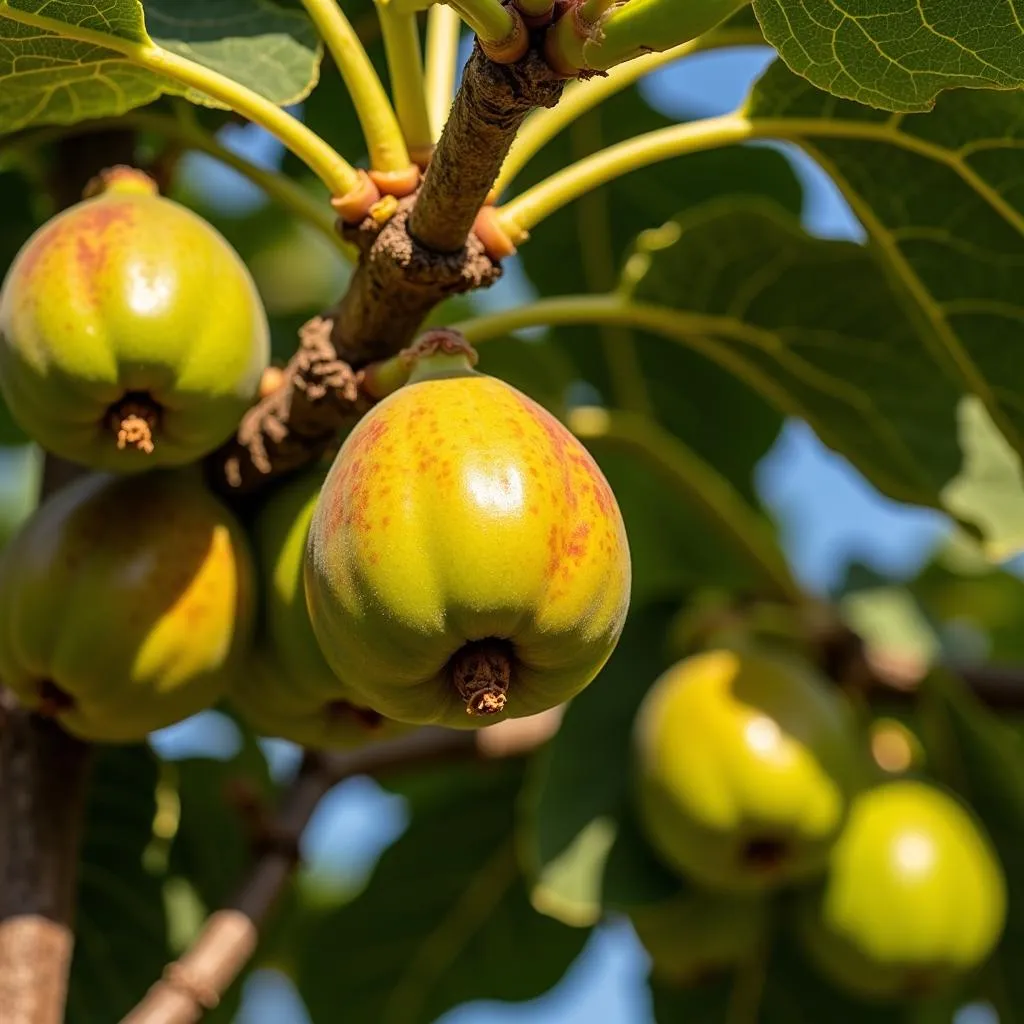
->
[[0, 695, 92, 1024]]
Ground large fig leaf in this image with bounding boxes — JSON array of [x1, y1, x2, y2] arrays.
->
[[752, 0, 1024, 113], [295, 762, 589, 1024], [737, 62, 1024, 549], [0, 0, 320, 135], [67, 744, 169, 1024]]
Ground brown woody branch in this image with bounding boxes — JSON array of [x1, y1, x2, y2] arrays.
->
[[122, 711, 564, 1024], [210, 43, 564, 493]]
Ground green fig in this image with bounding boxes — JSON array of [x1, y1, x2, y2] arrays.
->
[[798, 780, 1006, 1000], [230, 465, 410, 749], [0, 470, 255, 741], [0, 167, 269, 471], [304, 335, 631, 728], [630, 889, 768, 986], [633, 648, 862, 891]]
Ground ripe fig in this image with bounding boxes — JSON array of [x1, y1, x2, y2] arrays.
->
[[304, 333, 631, 728], [0, 167, 269, 470], [798, 780, 1006, 1000], [0, 470, 255, 741], [230, 466, 409, 748], [630, 890, 768, 986], [633, 648, 862, 892]]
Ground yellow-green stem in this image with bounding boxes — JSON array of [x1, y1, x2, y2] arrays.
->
[[0, 3, 361, 198], [5, 109, 356, 261], [446, 0, 518, 45], [498, 113, 754, 240], [496, 25, 763, 196], [376, 1, 434, 162], [301, 0, 411, 172], [569, 112, 651, 415], [424, 4, 463, 143]]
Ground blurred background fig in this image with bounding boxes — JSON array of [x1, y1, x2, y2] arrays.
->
[[797, 780, 1006, 1000], [0, 470, 255, 741], [230, 465, 409, 748], [305, 332, 631, 728], [0, 166, 269, 471], [633, 647, 862, 891]]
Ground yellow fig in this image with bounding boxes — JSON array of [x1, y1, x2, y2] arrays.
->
[[304, 334, 631, 728], [0, 470, 254, 741], [798, 780, 1006, 1000], [633, 648, 862, 891]]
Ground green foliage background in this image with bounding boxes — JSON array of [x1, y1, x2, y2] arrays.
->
[[2, 0, 1024, 1021]]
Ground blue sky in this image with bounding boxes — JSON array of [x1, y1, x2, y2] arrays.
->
[[152, 34, 958, 1024]]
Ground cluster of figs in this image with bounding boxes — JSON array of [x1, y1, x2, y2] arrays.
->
[[0, 169, 1006, 1002]]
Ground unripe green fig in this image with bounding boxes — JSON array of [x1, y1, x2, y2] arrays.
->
[[0, 470, 255, 741], [229, 465, 410, 749], [304, 334, 631, 728], [633, 648, 862, 891], [798, 780, 1006, 1000], [0, 167, 270, 471], [630, 889, 768, 986]]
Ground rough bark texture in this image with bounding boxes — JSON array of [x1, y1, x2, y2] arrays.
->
[[408, 44, 564, 253], [210, 316, 373, 496], [211, 43, 564, 493], [0, 693, 92, 1024], [331, 197, 501, 365]]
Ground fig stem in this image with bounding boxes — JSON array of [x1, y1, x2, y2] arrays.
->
[[450, 640, 514, 717]]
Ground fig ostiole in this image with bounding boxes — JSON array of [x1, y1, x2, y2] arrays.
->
[[633, 647, 863, 892], [229, 465, 410, 749], [304, 331, 632, 729], [0, 166, 270, 471], [0, 469, 255, 742], [798, 779, 1007, 1001]]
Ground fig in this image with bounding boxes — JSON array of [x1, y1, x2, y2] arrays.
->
[[633, 648, 862, 891], [0, 470, 255, 741], [798, 780, 1006, 1000], [304, 333, 631, 728], [0, 167, 269, 471], [230, 465, 409, 749], [630, 889, 768, 986]]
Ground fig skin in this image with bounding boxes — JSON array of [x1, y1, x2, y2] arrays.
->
[[798, 780, 1006, 1001], [304, 348, 631, 728], [0, 170, 269, 470], [633, 648, 862, 892], [230, 466, 410, 749], [0, 470, 255, 742], [630, 889, 768, 987]]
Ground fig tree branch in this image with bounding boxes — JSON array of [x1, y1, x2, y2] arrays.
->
[[495, 24, 765, 196], [409, 44, 563, 252], [122, 712, 564, 1024]]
